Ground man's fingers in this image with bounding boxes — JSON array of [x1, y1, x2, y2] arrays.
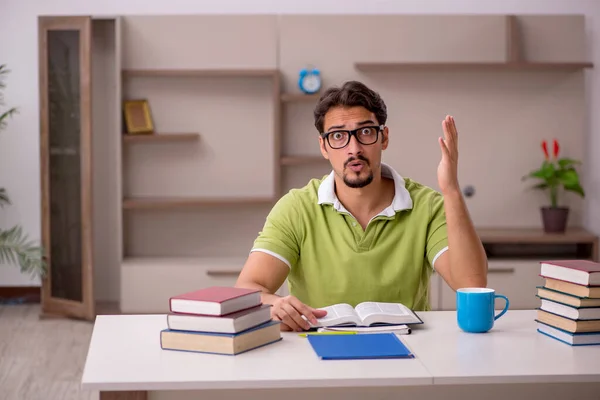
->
[[312, 308, 328, 318], [450, 115, 458, 134], [275, 307, 302, 331], [279, 323, 293, 332], [447, 116, 458, 146], [282, 303, 311, 331], [442, 117, 458, 156], [442, 118, 450, 141], [439, 136, 450, 158], [289, 297, 320, 325]]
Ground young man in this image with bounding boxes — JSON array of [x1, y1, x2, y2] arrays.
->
[[235, 81, 487, 331]]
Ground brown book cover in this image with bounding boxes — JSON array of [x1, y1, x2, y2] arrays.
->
[[537, 286, 600, 308], [160, 320, 282, 355], [543, 278, 600, 299], [536, 309, 600, 333]]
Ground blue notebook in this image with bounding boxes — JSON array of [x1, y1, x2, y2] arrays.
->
[[307, 332, 414, 360]]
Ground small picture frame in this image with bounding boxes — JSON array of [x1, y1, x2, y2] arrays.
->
[[123, 99, 154, 134]]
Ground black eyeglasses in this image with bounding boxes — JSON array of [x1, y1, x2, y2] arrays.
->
[[321, 125, 384, 149]]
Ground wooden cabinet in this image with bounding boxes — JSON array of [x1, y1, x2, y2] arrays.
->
[[436, 228, 599, 311], [38, 16, 120, 319], [38, 16, 95, 320], [121, 257, 289, 314], [440, 260, 544, 310]]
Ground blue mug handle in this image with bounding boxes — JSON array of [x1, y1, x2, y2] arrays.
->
[[494, 294, 509, 320]]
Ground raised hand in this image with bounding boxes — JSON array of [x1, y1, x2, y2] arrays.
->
[[438, 115, 460, 195]]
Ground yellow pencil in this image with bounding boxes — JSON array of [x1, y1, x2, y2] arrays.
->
[[298, 331, 357, 337]]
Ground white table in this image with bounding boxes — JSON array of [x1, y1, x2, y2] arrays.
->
[[81, 311, 600, 400], [404, 311, 600, 385]]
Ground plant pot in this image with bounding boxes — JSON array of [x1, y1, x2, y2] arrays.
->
[[541, 206, 569, 233]]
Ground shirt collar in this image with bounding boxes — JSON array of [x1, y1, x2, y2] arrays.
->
[[317, 162, 413, 216]]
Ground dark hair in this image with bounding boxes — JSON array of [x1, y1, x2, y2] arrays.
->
[[313, 80, 387, 134]]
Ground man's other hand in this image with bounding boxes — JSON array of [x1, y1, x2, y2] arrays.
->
[[271, 295, 327, 331]]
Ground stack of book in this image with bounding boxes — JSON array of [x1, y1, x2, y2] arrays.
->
[[160, 286, 282, 355], [535, 259, 600, 346]]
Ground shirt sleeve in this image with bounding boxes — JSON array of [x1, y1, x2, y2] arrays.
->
[[250, 191, 301, 269], [426, 191, 449, 270]]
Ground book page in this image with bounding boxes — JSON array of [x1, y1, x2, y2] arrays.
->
[[355, 302, 416, 326], [310, 303, 360, 327], [318, 325, 411, 334]]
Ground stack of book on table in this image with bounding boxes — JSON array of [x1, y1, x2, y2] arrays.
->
[[160, 286, 281, 355], [535, 259, 600, 346]]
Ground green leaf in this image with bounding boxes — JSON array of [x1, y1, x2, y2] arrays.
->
[[557, 168, 580, 186], [525, 170, 547, 180], [0, 67, 45, 278], [523, 161, 555, 181], [0, 188, 9, 207], [541, 162, 556, 178], [0, 107, 17, 130], [0, 225, 47, 279], [0, 64, 17, 131], [558, 158, 581, 169], [564, 182, 585, 197]]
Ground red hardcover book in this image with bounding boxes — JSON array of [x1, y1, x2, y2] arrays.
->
[[169, 286, 262, 316], [540, 260, 600, 286]]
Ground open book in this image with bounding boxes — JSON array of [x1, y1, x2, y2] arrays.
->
[[309, 301, 423, 328]]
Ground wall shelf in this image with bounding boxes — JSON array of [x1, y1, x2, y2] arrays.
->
[[280, 155, 327, 165], [477, 227, 599, 245], [122, 133, 200, 143], [354, 61, 594, 72], [478, 227, 598, 262], [281, 93, 321, 102], [122, 69, 278, 78], [122, 197, 274, 210], [355, 15, 593, 73]]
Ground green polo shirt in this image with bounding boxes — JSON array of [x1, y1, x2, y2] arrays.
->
[[251, 163, 448, 311]]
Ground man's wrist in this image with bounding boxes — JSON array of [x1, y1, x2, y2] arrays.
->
[[441, 186, 462, 200], [261, 292, 282, 305]]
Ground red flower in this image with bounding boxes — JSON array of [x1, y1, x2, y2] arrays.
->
[[541, 140, 549, 160], [553, 139, 559, 159]]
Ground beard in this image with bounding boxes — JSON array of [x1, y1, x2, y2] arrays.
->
[[342, 155, 373, 188]]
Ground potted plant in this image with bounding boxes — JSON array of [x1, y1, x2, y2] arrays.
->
[[522, 139, 585, 233], [0, 64, 47, 279]]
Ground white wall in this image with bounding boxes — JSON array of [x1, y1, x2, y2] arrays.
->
[[1, 0, 599, 294]]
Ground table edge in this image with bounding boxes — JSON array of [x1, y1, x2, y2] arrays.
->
[[80, 376, 434, 392], [432, 374, 600, 385]]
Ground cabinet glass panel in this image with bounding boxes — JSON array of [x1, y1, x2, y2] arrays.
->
[[47, 29, 83, 302]]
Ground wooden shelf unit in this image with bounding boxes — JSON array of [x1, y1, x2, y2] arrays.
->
[[37, 14, 594, 315], [355, 16, 593, 72], [477, 227, 599, 246], [122, 197, 275, 210], [477, 227, 599, 262], [354, 61, 594, 71], [434, 227, 600, 311], [122, 69, 278, 78], [122, 133, 200, 143]]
